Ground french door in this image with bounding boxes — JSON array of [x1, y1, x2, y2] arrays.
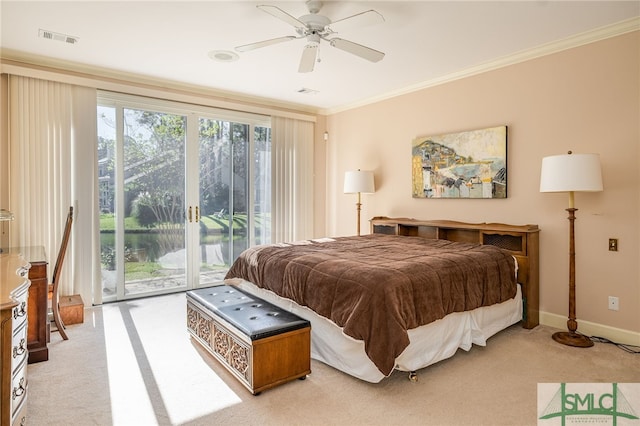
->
[[97, 93, 270, 302]]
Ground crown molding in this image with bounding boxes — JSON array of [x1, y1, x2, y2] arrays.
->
[[0, 49, 319, 120]]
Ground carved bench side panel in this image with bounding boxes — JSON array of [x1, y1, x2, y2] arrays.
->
[[187, 302, 253, 388]]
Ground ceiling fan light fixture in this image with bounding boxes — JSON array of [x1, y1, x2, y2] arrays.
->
[[208, 50, 239, 63]]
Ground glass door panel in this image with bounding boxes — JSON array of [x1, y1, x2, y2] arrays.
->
[[98, 103, 188, 301], [122, 108, 187, 297], [98, 105, 117, 300], [254, 126, 271, 246], [196, 119, 252, 285], [197, 118, 231, 286], [230, 123, 249, 261]]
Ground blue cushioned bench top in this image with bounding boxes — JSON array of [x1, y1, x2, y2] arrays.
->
[[187, 285, 310, 341]]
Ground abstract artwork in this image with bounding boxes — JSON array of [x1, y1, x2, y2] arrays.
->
[[411, 126, 507, 199]]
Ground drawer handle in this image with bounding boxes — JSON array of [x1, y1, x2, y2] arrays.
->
[[13, 302, 27, 319], [13, 338, 26, 358], [17, 266, 31, 277], [12, 377, 25, 400]]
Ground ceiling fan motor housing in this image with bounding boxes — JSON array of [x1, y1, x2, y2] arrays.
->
[[297, 13, 331, 37]]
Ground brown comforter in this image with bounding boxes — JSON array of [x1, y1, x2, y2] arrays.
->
[[224, 234, 517, 376]]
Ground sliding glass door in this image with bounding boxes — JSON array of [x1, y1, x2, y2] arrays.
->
[[196, 119, 272, 286], [98, 94, 270, 302]]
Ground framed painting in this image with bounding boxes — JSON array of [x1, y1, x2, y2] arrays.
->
[[411, 126, 507, 199]]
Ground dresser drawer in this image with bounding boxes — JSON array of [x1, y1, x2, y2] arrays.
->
[[12, 402, 27, 426], [11, 359, 28, 420], [11, 287, 29, 331], [11, 321, 28, 374]]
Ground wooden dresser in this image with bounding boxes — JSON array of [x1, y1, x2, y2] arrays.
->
[[0, 252, 30, 426], [23, 247, 48, 363], [1, 247, 49, 363]]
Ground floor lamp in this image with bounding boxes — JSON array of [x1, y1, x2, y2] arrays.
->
[[344, 170, 375, 236], [540, 151, 603, 348]]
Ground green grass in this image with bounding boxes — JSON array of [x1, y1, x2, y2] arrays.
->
[[100, 214, 145, 231], [124, 262, 162, 280], [100, 212, 270, 280], [100, 212, 260, 233], [100, 213, 247, 232]]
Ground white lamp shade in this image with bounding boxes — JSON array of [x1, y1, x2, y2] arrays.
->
[[344, 170, 375, 194], [540, 153, 603, 193]]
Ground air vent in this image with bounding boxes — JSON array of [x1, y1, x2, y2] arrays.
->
[[297, 88, 319, 95], [38, 29, 79, 45]]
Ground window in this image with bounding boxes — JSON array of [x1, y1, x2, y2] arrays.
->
[[97, 92, 271, 301]]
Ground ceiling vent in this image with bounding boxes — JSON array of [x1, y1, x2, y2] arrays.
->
[[39, 29, 79, 45]]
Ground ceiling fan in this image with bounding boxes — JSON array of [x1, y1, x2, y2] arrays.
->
[[235, 0, 385, 73]]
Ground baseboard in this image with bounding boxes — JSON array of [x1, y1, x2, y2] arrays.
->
[[540, 311, 640, 347]]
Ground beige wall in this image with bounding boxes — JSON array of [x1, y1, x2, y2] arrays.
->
[[325, 32, 640, 338]]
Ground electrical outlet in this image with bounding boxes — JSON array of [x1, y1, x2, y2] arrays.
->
[[609, 238, 618, 251], [608, 296, 619, 311]]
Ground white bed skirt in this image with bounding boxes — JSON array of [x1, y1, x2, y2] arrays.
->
[[231, 279, 523, 383]]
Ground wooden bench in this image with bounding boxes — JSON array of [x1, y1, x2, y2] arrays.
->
[[186, 284, 311, 394]]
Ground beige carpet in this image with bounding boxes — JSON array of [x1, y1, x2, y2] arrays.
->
[[26, 292, 639, 426]]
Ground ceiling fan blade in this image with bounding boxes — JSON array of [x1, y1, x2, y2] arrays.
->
[[328, 10, 384, 34], [329, 38, 385, 63], [298, 43, 318, 73], [235, 36, 297, 52], [257, 4, 307, 29]]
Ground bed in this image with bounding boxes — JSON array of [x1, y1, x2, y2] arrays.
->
[[224, 217, 539, 383]]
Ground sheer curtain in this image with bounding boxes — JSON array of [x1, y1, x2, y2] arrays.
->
[[8, 75, 99, 304], [270, 116, 314, 243]]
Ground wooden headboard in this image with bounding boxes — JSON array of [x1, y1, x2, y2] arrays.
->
[[370, 216, 540, 329]]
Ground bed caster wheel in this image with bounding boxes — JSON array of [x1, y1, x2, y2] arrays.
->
[[298, 375, 307, 380], [408, 371, 418, 382]]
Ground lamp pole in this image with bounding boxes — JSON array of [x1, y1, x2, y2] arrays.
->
[[551, 199, 593, 347], [356, 191, 362, 236]]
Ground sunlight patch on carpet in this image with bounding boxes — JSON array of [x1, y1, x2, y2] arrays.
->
[[102, 297, 242, 424]]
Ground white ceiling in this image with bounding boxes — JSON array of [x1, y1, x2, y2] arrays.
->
[[1, 1, 639, 113]]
